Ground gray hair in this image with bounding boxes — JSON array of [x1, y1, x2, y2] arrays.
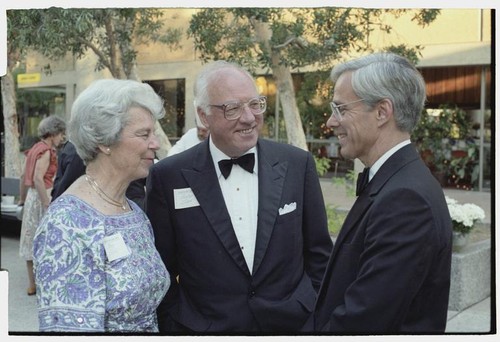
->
[[37, 115, 66, 139], [330, 52, 426, 132], [69, 79, 165, 163], [193, 60, 257, 113]]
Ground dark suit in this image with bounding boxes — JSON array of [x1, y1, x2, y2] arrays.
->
[[51, 141, 85, 201], [314, 144, 452, 333], [146, 138, 332, 333]]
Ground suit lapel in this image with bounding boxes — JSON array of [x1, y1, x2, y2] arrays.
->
[[317, 144, 422, 327], [181, 141, 250, 275], [324, 144, 422, 283], [252, 140, 287, 274]]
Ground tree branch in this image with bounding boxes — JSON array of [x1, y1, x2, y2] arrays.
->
[[104, 13, 120, 78], [273, 36, 296, 50], [75, 35, 112, 73]]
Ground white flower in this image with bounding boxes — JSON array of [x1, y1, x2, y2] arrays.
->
[[445, 196, 458, 205], [446, 196, 485, 232]]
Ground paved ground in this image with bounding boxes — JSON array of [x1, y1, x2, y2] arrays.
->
[[0, 179, 495, 337]]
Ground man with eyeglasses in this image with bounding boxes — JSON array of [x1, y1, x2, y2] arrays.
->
[[314, 52, 452, 333], [146, 60, 332, 333]]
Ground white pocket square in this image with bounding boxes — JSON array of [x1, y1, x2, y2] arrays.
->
[[279, 202, 297, 216]]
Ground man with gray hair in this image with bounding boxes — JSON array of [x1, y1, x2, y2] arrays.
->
[[146, 60, 332, 333], [314, 52, 452, 333]]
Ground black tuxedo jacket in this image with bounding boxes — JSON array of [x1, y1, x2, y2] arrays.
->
[[314, 144, 452, 333], [51, 141, 85, 201], [146, 138, 332, 333]]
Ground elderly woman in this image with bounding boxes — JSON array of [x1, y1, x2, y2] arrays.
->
[[19, 115, 66, 296], [33, 79, 170, 332]]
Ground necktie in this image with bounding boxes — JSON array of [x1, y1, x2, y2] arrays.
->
[[218, 153, 255, 179], [356, 167, 370, 196]]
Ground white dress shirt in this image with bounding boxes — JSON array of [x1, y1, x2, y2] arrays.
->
[[209, 139, 258, 274]]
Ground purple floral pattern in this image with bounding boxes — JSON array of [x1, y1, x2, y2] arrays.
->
[[33, 195, 170, 332]]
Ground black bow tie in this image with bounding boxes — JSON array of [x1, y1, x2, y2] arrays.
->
[[218, 153, 255, 179], [356, 167, 370, 196]]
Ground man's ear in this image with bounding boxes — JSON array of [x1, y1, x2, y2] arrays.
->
[[376, 99, 393, 126], [197, 107, 210, 129]]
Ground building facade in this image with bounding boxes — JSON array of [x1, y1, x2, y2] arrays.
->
[[13, 8, 493, 190]]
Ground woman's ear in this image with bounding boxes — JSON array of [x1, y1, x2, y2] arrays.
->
[[97, 145, 111, 155]]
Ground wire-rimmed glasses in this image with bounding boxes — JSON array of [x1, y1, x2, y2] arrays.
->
[[329, 99, 365, 121], [209, 96, 267, 120]]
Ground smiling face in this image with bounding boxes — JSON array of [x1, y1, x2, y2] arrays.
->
[[110, 106, 160, 181], [199, 67, 263, 158], [326, 72, 379, 165]]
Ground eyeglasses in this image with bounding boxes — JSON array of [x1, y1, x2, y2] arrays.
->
[[329, 99, 365, 121], [209, 96, 267, 120]]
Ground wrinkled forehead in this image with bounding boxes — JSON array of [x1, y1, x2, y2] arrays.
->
[[207, 68, 258, 103]]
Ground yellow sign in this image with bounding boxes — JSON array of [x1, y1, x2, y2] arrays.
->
[[17, 73, 41, 84]]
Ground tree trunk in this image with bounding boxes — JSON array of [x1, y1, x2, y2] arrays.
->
[[251, 18, 308, 151], [1, 50, 23, 177], [271, 64, 307, 150]]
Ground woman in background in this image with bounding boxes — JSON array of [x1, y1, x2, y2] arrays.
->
[[18, 115, 66, 296], [33, 79, 170, 332]]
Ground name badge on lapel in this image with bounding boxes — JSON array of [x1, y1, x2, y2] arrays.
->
[[102, 233, 130, 262], [174, 188, 200, 209]]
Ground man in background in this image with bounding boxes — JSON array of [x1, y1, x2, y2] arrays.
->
[[167, 113, 209, 157]]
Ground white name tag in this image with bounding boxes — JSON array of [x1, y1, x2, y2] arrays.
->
[[174, 188, 200, 209], [102, 233, 130, 262]]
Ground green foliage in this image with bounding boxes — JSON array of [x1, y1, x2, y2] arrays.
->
[[314, 156, 331, 177], [332, 169, 357, 198], [296, 70, 334, 139], [412, 105, 479, 188], [384, 44, 423, 65], [188, 8, 438, 72], [448, 144, 480, 187], [187, 8, 439, 146], [7, 8, 182, 78], [410, 9, 441, 26], [412, 105, 471, 172], [326, 205, 347, 237], [7, 10, 40, 52]]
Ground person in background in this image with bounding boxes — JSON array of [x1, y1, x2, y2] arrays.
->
[[50, 139, 147, 209], [18, 115, 66, 296], [314, 52, 452, 333], [50, 140, 85, 201], [167, 112, 209, 156], [33, 79, 170, 332], [146, 60, 332, 333]]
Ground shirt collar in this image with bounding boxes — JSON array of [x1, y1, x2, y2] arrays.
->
[[369, 140, 411, 181]]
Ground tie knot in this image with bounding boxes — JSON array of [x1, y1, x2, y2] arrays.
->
[[218, 153, 255, 179], [356, 167, 370, 196]]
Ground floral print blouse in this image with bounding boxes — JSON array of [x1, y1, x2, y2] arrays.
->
[[33, 194, 170, 332]]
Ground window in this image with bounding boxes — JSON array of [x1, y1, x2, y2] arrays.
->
[[145, 79, 185, 140]]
